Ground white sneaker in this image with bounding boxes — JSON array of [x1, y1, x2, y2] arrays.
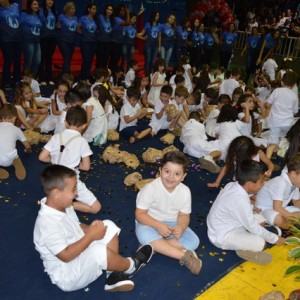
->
[[48, 81, 55, 85], [199, 156, 221, 173]]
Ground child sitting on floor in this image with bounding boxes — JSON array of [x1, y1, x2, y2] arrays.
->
[[180, 111, 221, 173], [39, 106, 101, 214], [207, 160, 285, 264], [0, 104, 31, 180], [34, 164, 153, 292], [256, 154, 300, 230], [135, 151, 202, 275], [119, 87, 152, 143]]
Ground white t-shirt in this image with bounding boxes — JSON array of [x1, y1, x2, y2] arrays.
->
[[149, 98, 171, 134], [262, 59, 278, 81], [119, 102, 141, 131], [124, 68, 135, 88], [207, 181, 278, 245], [0, 122, 27, 166], [31, 79, 40, 95], [205, 107, 220, 137], [256, 170, 300, 211], [219, 78, 239, 97], [136, 177, 191, 222], [267, 87, 298, 128], [43, 129, 93, 172]]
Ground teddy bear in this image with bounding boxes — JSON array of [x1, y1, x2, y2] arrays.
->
[[160, 132, 175, 145], [124, 172, 143, 186], [134, 178, 155, 191], [142, 146, 179, 163], [23, 130, 52, 145], [107, 129, 120, 141], [102, 144, 140, 169]]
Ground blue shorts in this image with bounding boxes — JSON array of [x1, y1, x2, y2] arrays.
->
[[120, 124, 150, 140], [135, 220, 200, 251]]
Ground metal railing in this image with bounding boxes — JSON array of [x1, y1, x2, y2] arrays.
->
[[235, 30, 300, 59]]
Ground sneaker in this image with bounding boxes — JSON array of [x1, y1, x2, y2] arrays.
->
[[179, 250, 202, 275], [199, 156, 221, 173], [264, 225, 282, 236], [104, 272, 134, 292], [236, 250, 272, 265], [127, 244, 153, 277]]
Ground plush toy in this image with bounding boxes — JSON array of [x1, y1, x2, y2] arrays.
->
[[160, 132, 175, 145], [23, 130, 52, 145], [165, 104, 178, 119], [161, 145, 179, 155], [102, 144, 140, 169], [107, 129, 119, 141], [142, 146, 179, 163], [124, 172, 142, 186], [259, 291, 284, 300], [134, 178, 155, 191]]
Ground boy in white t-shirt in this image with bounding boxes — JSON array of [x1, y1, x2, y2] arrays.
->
[[34, 164, 153, 292], [256, 155, 300, 229], [39, 106, 101, 214], [135, 151, 202, 274], [119, 87, 152, 143], [124, 60, 138, 88], [207, 160, 285, 264], [262, 55, 278, 82], [265, 71, 298, 159], [219, 68, 241, 97], [0, 104, 31, 180]]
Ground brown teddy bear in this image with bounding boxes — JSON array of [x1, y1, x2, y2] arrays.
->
[[124, 172, 142, 186], [23, 130, 52, 145], [160, 132, 175, 145], [142, 146, 179, 163], [107, 129, 119, 141]]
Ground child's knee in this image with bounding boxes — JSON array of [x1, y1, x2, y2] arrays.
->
[[90, 200, 101, 214]]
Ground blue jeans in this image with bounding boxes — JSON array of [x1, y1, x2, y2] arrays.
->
[[80, 41, 97, 80], [160, 44, 174, 68], [23, 40, 41, 76], [122, 44, 134, 71], [58, 40, 75, 75], [1, 40, 22, 84], [144, 45, 158, 74]]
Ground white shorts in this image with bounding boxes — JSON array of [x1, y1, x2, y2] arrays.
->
[[77, 178, 97, 206], [268, 126, 290, 145], [54, 220, 120, 291], [261, 206, 300, 225]]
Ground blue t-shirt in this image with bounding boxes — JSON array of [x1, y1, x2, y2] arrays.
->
[[176, 26, 189, 48], [247, 35, 261, 52], [191, 30, 205, 47], [58, 14, 78, 43], [220, 31, 238, 53], [122, 24, 136, 45], [20, 12, 42, 42], [203, 33, 215, 49], [98, 14, 112, 42], [111, 17, 124, 44], [0, 3, 21, 42], [39, 9, 56, 38], [79, 15, 97, 42], [144, 22, 161, 47], [161, 23, 175, 46], [264, 33, 279, 50]]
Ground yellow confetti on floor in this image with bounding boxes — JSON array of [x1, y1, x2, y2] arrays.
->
[[196, 245, 297, 300]]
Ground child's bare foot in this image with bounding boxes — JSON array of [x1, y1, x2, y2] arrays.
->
[[13, 157, 26, 180], [134, 131, 139, 138], [0, 168, 9, 180], [129, 137, 136, 144]]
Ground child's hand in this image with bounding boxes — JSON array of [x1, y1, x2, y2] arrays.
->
[[172, 225, 183, 239], [156, 223, 173, 237], [87, 220, 107, 241], [207, 182, 219, 188], [275, 236, 286, 246], [265, 169, 272, 177], [39, 108, 48, 114], [24, 147, 32, 154]]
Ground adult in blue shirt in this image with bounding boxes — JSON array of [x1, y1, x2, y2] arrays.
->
[[241, 27, 261, 83], [0, 0, 22, 88], [203, 25, 219, 66], [122, 12, 138, 71], [137, 11, 161, 75], [109, 5, 130, 73], [78, 2, 99, 83], [160, 14, 176, 69], [219, 23, 238, 69], [57, 2, 78, 76], [20, 0, 42, 77], [256, 29, 280, 66], [38, 0, 58, 85], [175, 18, 190, 68], [190, 19, 205, 73], [96, 4, 114, 69]]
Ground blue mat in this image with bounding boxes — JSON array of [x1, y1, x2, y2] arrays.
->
[[0, 128, 247, 300]]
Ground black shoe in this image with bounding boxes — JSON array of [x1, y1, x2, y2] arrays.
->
[[104, 272, 134, 292], [127, 244, 153, 278], [264, 225, 282, 236]]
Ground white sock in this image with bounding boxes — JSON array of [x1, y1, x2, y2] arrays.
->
[[124, 257, 135, 275]]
